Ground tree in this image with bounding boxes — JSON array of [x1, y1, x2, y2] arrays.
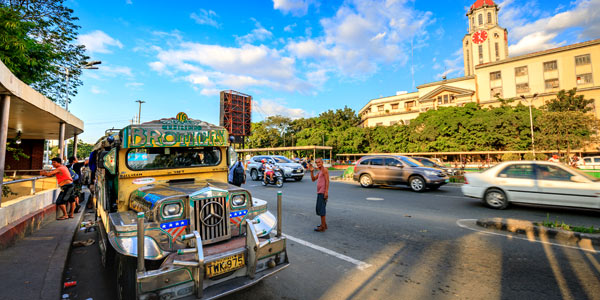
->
[[537, 111, 598, 157], [0, 0, 89, 104], [544, 88, 595, 113]]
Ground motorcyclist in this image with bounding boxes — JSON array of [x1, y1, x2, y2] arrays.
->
[[262, 159, 274, 183]]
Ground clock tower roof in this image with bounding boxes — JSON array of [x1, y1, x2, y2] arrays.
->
[[469, 0, 495, 11]]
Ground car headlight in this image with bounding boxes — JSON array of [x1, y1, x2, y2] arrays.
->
[[162, 202, 182, 217], [232, 194, 247, 207], [283, 167, 292, 172], [424, 170, 439, 176]]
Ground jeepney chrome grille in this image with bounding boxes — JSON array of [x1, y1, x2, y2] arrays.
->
[[191, 197, 230, 245]]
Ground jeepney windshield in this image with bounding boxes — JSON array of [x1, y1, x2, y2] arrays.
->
[[126, 147, 221, 170]]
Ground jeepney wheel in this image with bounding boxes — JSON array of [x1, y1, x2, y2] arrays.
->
[[251, 169, 259, 181], [116, 254, 137, 300], [276, 177, 284, 188]]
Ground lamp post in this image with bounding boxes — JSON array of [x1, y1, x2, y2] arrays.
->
[[520, 93, 538, 160], [135, 100, 146, 124], [56, 60, 102, 111]]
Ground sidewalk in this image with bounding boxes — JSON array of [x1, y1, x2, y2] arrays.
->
[[0, 192, 88, 300]]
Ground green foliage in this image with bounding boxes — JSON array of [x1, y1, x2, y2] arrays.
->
[[523, 152, 547, 160], [544, 88, 595, 113], [0, 0, 89, 104], [542, 214, 600, 234], [501, 153, 521, 161], [537, 111, 598, 156]]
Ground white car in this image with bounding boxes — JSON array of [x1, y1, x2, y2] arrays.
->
[[577, 156, 600, 169], [462, 161, 600, 210]]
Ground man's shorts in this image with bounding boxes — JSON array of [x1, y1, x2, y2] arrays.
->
[[315, 193, 327, 216], [265, 171, 274, 176], [56, 184, 75, 205]]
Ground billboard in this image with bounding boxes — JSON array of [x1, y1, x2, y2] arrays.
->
[[219, 90, 252, 142]]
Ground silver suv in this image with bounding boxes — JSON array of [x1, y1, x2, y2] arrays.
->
[[353, 155, 449, 192], [248, 155, 305, 181]]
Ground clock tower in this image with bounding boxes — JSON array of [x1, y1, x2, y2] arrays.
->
[[463, 0, 508, 76]]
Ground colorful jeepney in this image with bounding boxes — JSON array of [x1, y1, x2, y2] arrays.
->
[[92, 113, 289, 299]]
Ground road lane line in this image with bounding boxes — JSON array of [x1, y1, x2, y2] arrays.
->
[[284, 234, 373, 270], [456, 219, 600, 254], [366, 197, 384, 201]]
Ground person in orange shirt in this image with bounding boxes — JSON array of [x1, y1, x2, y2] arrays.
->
[[40, 157, 75, 220]]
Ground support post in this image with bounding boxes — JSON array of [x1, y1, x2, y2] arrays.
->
[[277, 191, 282, 237], [73, 134, 78, 159], [0, 95, 10, 206], [137, 212, 146, 274], [58, 122, 65, 161]]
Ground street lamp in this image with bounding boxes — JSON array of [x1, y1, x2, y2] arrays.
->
[[56, 60, 101, 111], [135, 100, 146, 124], [520, 93, 538, 160]]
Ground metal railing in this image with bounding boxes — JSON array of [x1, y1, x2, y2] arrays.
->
[[2, 175, 54, 196]]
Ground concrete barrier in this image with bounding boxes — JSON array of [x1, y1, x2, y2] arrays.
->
[[0, 189, 59, 249]]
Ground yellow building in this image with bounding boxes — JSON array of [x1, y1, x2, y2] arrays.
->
[[359, 0, 600, 127]]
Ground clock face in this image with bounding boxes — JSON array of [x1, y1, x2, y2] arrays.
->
[[472, 30, 488, 44]]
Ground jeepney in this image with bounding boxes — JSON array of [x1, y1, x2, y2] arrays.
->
[[92, 113, 289, 299]]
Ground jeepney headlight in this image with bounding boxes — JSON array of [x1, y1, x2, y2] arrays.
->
[[232, 194, 246, 207], [163, 203, 182, 217]]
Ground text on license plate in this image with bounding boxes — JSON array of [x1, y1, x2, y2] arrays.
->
[[206, 253, 245, 277]]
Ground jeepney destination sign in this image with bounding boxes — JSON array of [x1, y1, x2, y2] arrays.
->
[[122, 113, 229, 148]]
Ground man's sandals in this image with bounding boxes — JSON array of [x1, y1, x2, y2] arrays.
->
[[56, 216, 68, 220], [314, 224, 327, 232]]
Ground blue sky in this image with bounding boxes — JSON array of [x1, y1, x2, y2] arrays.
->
[[68, 0, 600, 143]]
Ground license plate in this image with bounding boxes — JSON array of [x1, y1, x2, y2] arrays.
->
[[205, 253, 245, 278], [445, 179, 450, 183]]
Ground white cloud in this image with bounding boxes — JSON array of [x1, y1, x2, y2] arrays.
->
[[286, 0, 433, 77], [125, 82, 144, 89], [273, 0, 315, 17], [78, 30, 123, 54], [235, 19, 273, 44], [435, 48, 464, 79], [253, 99, 308, 119], [499, 0, 600, 56], [190, 9, 220, 28], [126, 0, 132, 4], [99, 65, 133, 77], [284, 23, 297, 33], [91, 86, 105, 94]]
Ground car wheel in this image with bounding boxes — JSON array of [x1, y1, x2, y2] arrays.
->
[[484, 188, 509, 209], [251, 169, 258, 181], [409, 176, 425, 192], [359, 174, 373, 188], [116, 254, 137, 300], [295, 177, 302, 182]]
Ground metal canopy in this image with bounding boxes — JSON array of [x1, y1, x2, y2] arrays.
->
[[0, 60, 83, 140]]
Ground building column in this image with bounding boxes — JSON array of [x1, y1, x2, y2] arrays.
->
[[58, 122, 65, 162], [73, 134, 78, 159], [0, 95, 11, 206]]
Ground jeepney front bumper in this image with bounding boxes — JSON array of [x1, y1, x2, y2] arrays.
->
[[137, 221, 289, 300]]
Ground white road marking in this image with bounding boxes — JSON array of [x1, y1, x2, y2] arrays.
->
[[456, 219, 600, 254], [284, 234, 373, 270], [366, 197, 384, 201]]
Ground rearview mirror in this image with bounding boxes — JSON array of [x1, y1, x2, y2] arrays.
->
[[396, 164, 404, 168]]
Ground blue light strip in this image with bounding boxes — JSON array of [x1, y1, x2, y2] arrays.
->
[[230, 210, 248, 218], [161, 219, 189, 229]]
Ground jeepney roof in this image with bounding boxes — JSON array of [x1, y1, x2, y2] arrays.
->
[[120, 113, 229, 148]]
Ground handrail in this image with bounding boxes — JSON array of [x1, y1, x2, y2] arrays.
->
[[1, 175, 56, 200]]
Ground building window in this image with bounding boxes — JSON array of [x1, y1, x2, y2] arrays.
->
[[545, 78, 559, 89], [487, 12, 492, 24], [491, 87, 503, 98], [575, 54, 591, 66], [377, 105, 384, 112], [405, 101, 415, 109], [450, 95, 456, 103], [478, 14, 483, 25], [478, 45, 483, 64], [443, 95, 449, 104], [490, 71, 501, 80], [516, 83, 529, 93], [577, 73, 593, 85], [495, 43, 499, 60], [466, 50, 471, 74], [515, 66, 528, 76], [437, 96, 443, 105], [391, 103, 399, 110], [543, 60, 557, 71]]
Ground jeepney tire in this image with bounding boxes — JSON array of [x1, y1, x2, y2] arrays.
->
[[251, 169, 259, 181], [116, 254, 137, 300]]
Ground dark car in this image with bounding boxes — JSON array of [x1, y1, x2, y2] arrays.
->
[[412, 157, 458, 175], [352, 155, 449, 192]]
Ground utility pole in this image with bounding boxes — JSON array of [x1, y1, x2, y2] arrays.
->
[[135, 100, 146, 124]]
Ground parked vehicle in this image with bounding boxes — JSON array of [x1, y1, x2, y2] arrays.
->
[[462, 161, 600, 210], [92, 113, 289, 299], [352, 155, 449, 192], [262, 165, 284, 188], [577, 156, 600, 169], [247, 155, 304, 181], [412, 157, 459, 175]]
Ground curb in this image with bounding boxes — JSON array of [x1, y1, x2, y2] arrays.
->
[[477, 218, 600, 248], [40, 197, 89, 300], [0, 203, 57, 250]]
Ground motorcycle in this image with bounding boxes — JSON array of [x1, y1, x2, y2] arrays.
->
[[261, 166, 284, 188]]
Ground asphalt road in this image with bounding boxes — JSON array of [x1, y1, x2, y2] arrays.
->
[[64, 172, 600, 300]]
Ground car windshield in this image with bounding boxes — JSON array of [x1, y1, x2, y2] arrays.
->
[[126, 147, 221, 170], [418, 158, 437, 167], [400, 157, 423, 167], [272, 156, 292, 163]]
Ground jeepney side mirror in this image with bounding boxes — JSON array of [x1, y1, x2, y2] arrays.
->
[[227, 136, 237, 167]]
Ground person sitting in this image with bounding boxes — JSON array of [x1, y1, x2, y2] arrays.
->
[[263, 159, 274, 182]]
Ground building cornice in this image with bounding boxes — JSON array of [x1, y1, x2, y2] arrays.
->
[[358, 92, 419, 114], [416, 76, 475, 89], [476, 38, 600, 69]]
